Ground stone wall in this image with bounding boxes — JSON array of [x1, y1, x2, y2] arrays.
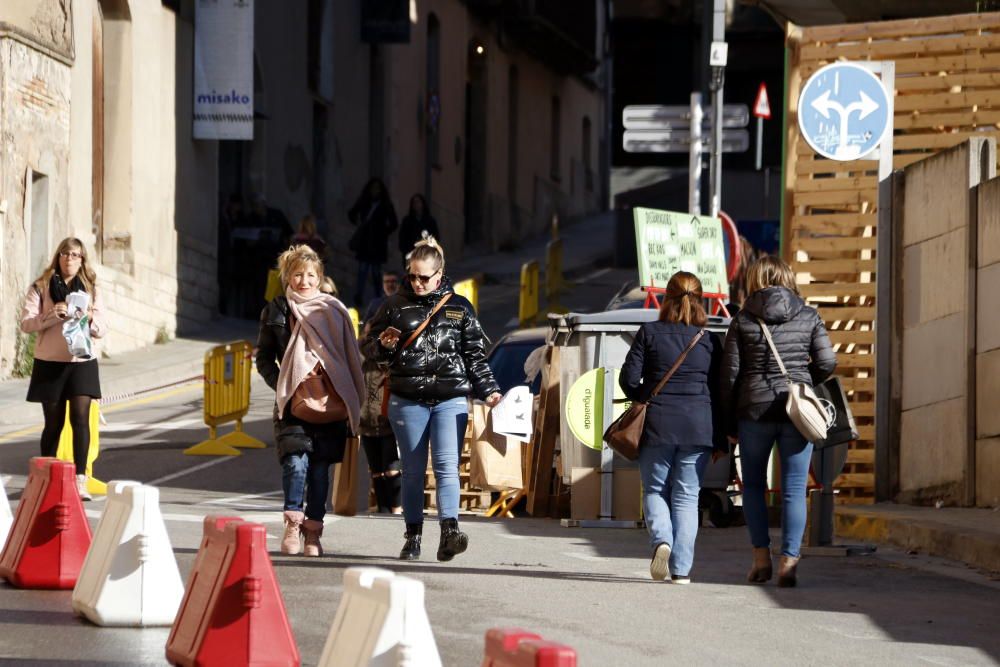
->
[[976, 177, 1000, 507]]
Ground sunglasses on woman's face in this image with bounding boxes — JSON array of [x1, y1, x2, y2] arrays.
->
[[408, 269, 440, 284]]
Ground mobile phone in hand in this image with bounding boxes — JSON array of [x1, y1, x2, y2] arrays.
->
[[384, 326, 402, 337]]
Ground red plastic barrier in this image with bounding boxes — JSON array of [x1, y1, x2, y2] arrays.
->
[[0, 457, 92, 589], [166, 516, 300, 667], [482, 628, 577, 667]]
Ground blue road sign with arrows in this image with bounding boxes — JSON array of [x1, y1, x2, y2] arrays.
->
[[798, 62, 891, 161]]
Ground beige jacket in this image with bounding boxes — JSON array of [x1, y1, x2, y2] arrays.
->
[[20, 283, 106, 362]]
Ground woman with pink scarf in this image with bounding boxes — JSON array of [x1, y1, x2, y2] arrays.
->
[[256, 245, 364, 556]]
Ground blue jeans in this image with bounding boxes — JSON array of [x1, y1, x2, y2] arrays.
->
[[354, 261, 382, 308], [738, 419, 814, 558], [282, 452, 332, 521], [388, 395, 469, 524], [639, 444, 710, 577]]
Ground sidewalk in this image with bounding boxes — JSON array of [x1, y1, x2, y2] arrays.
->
[[0, 213, 617, 430], [0, 317, 258, 430], [836, 504, 1000, 574]]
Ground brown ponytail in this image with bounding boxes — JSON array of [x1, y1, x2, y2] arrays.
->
[[659, 271, 707, 326]]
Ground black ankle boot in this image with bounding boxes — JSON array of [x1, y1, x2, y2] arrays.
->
[[399, 523, 422, 560], [437, 518, 468, 562]]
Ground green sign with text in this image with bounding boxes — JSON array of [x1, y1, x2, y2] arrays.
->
[[633, 207, 729, 295]]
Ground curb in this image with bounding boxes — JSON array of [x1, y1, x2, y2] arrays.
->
[[835, 507, 1000, 573]]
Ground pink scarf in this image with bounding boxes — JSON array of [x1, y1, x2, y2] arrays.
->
[[275, 288, 365, 432]]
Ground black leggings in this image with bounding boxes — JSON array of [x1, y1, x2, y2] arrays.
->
[[39, 396, 92, 475], [362, 434, 401, 511]]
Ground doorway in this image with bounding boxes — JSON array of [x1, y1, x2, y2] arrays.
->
[[463, 39, 488, 245]]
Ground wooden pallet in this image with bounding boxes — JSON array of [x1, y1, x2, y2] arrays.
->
[[784, 11, 1000, 503]]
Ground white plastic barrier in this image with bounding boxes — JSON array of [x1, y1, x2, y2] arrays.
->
[[72, 480, 184, 626], [0, 475, 12, 549], [319, 567, 442, 667]]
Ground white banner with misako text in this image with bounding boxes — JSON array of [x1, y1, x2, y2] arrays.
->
[[193, 0, 254, 140]]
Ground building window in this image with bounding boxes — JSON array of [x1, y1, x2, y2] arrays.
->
[[582, 116, 593, 192], [307, 0, 335, 103], [550, 96, 561, 182]]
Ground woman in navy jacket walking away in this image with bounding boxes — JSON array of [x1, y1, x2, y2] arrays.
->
[[620, 271, 723, 584]]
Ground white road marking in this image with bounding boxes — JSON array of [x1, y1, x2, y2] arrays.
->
[[146, 456, 235, 487]]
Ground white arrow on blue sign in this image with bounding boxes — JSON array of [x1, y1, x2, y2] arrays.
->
[[797, 62, 891, 161]]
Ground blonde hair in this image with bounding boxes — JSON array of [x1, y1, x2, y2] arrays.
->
[[745, 255, 798, 296], [659, 271, 707, 326], [406, 233, 445, 272], [34, 237, 98, 297], [277, 245, 335, 294]]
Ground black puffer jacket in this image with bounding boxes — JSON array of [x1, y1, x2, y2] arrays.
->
[[361, 276, 500, 403], [720, 286, 836, 434], [255, 296, 293, 391]]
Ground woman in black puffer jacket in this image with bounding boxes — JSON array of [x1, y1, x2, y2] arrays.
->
[[720, 256, 836, 588], [362, 237, 501, 563]]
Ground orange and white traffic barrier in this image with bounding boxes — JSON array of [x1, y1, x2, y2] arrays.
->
[[318, 567, 441, 667], [0, 474, 12, 549], [72, 481, 184, 626]]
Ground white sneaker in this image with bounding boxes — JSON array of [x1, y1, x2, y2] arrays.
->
[[650, 543, 670, 581], [670, 575, 691, 585], [76, 474, 92, 501]]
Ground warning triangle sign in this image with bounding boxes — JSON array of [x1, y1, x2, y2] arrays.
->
[[753, 83, 771, 119]]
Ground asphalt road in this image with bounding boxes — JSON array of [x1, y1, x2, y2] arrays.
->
[[1, 269, 999, 666]]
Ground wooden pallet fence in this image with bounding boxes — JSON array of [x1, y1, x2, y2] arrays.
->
[[785, 11, 1000, 503]]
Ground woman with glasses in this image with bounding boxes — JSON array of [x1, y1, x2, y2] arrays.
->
[[362, 236, 502, 561], [20, 238, 106, 500]]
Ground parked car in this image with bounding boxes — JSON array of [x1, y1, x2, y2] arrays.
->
[[604, 280, 647, 311], [486, 326, 548, 395]]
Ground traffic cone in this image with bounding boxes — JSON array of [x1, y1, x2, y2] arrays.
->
[[0, 474, 13, 550], [318, 567, 441, 667], [166, 516, 300, 667], [72, 481, 184, 626], [0, 457, 92, 589]]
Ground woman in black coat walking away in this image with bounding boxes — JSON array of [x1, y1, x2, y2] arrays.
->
[[398, 194, 439, 260], [349, 178, 398, 309], [620, 271, 723, 584], [720, 256, 836, 587]]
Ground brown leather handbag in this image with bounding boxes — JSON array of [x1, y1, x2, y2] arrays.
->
[[291, 363, 349, 424], [603, 329, 706, 460]]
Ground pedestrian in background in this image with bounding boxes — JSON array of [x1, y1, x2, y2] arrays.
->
[[363, 269, 402, 323], [362, 236, 501, 562], [358, 347, 402, 514], [720, 255, 836, 587], [291, 213, 329, 259], [619, 271, 723, 584], [256, 245, 364, 557], [20, 237, 106, 500], [348, 178, 398, 309], [398, 194, 439, 261]]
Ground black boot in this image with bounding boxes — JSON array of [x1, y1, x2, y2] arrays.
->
[[399, 523, 422, 560], [437, 518, 468, 562], [372, 476, 390, 513]]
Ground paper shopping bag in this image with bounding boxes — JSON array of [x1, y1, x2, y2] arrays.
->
[[333, 435, 360, 516], [469, 402, 524, 491]]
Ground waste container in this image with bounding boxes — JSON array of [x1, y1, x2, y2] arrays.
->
[[555, 310, 732, 488]]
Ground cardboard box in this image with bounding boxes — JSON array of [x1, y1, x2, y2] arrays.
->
[[569, 466, 642, 521]]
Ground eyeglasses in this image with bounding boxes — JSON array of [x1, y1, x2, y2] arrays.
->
[[59, 251, 83, 260], [408, 269, 440, 284]]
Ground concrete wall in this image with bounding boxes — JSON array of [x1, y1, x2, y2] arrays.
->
[[976, 178, 1000, 507], [897, 138, 996, 507]]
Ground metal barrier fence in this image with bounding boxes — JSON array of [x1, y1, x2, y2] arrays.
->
[[185, 340, 265, 456]]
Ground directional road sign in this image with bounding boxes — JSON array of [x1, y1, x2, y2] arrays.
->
[[623, 129, 749, 154], [623, 104, 749, 131], [798, 62, 891, 161]]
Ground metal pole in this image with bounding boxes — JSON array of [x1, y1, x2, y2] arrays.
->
[[755, 116, 763, 171], [689, 93, 703, 215], [708, 0, 726, 217], [601, 0, 613, 211]]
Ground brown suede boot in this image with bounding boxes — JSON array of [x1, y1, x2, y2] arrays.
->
[[747, 547, 773, 583], [777, 555, 800, 588], [281, 511, 304, 555], [302, 519, 324, 557]]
